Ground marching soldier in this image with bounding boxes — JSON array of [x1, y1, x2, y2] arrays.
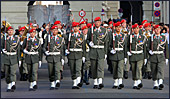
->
[[65, 22, 86, 89], [87, 17, 108, 89], [121, 19, 130, 79], [18, 26, 28, 81], [127, 24, 147, 90], [147, 25, 169, 90], [108, 22, 127, 89], [1, 26, 20, 92], [43, 25, 65, 90], [142, 23, 152, 79], [23, 28, 42, 91], [81, 26, 90, 85]]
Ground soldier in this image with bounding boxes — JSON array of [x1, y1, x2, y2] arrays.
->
[[23, 29, 42, 91], [79, 21, 87, 30], [121, 19, 130, 79], [18, 26, 28, 81], [54, 20, 67, 80], [65, 22, 86, 89], [108, 22, 127, 89], [142, 23, 152, 79], [43, 25, 65, 90], [1, 26, 20, 92], [81, 26, 90, 85], [87, 17, 108, 89], [147, 25, 169, 90], [127, 24, 147, 90]]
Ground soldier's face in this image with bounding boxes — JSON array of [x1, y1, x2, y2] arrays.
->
[[57, 24, 62, 29], [46, 28, 49, 32], [155, 28, 161, 34], [73, 26, 80, 32], [122, 22, 126, 28], [30, 31, 36, 38], [95, 21, 101, 27], [145, 27, 150, 31], [7, 29, 14, 36], [134, 27, 140, 34], [83, 29, 88, 35], [115, 26, 121, 32], [20, 30, 24, 35], [53, 29, 58, 35]]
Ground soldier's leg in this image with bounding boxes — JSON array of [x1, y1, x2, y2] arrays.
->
[[151, 62, 158, 89], [69, 59, 76, 80], [124, 55, 129, 79], [48, 62, 55, 89], [54, 62, 62, 88], [146, 60, 152, 79], [19, 59, 24, 81], [76, 59, 82, 87], [4, 64, 11, 92], [136, 60, 144, 89], [90, 59, 98, 88], [10, 63, 18, 91], [22, 61, 28, 81], [117, 60, 124, 89], [1, 63, 5, 79], [32, 63, 39, 90], [157, 61, 165, 90], [83, 60, 90, 85], [111, 61, 118, 88], [97, 59, 105, 89], [130, 61, 138, 89]]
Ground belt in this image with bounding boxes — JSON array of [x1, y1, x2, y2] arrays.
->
[[131, 50, 143, 54], [153, 51, 164, 54], [92, 45, 104, 48], [115, 48, 123, 51], [5, 52, 17, 55], [48, 52, 60, 55], [27, 52, 38, 55], [69, 48, 83, 52]]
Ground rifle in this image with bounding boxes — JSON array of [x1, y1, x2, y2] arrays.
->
[[26, 16, 31, 50], [111, 14, 115, 50], [4, 17, 7, 50], [151, 1, 154, 51], [48, 8, 51, 51], [91, 7, 94, 42], [129, 15, 133, 53]]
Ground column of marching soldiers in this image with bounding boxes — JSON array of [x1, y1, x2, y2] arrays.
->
[[1, 16, 169, 92]]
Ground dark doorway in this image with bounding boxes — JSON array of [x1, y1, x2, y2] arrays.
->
[[120, 1, 143, 24]]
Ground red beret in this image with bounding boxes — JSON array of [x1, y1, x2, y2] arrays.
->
[[51, 26, 58, 30], [144, 23, 151, 28], [29, 29, 36, 33], [94, 17, 101, 21], [139, 25, 143, 28], [30, 23, 33, 26], [19, 27, 25, 32], [54, 21, 61, 25], [121, 19, 126, 24], [80, 21, 86, 25], [7, 26, 14, 31], [72, 22, 79, 27], [115, 22, 121, 27], [154, 25, 160, 29], [81, 26, 88, 30], [141, 20, 148, 25], [87, 23, 92, 28], [109, 21, 114, 25], [132, 24, 139, 29], [150, 21, 155, 24]]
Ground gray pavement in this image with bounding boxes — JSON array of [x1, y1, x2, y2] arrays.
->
[[1, 56, 169, 98]]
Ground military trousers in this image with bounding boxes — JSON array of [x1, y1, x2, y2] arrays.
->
[[4, 63, 18, 84], [69, 59, 82, 80], [90, 59, 105, 79], [151, 61, 165, 81], [27, 63, 39, 82], [19, 59, 28, 75], [124, 55, 129, 72], [48, 62, 62, 82], [130, 60, 143, 80], [146, 60, 151, 72], [111, 60, 124, 79]]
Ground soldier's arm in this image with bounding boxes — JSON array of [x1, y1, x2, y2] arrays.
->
[[86, 28, 91, 46], [61, 40, 65, 60], [127, 35, 130, 52], [1, 36, 5, 50], [147, 37, 151, 52], [22, 38, 27, 50], [165, 39, 169, 59], [108, 31, 112, 52]]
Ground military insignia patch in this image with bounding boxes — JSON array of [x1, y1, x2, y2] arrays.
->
[[77, 38, 82, 42], [132, 35, 134, 38], [56, 42, 60, 45], [139, 36, 141, 38], [57, 37, 59, 40], [154, 36, 156, 39], [34, 43, 38, 47], [120, 34, 122, 37], [121, 38, 124, 40]]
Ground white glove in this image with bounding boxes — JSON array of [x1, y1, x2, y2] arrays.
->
[[124, 58, 127, 64], [20, 41, 23, 45], [2, 49, 7, 53], [39, 61, 42, 68], [86, 48, 90, 52], [40, 38, 43, 45], [127, 51, 132, 56], [105, 54, 107, 60], [61, 59, 64, 66], [19, 61, 21, 67], [23, 49, 28, 54], [82, 57, 85, 63], [149, 50, 153, 55], [45, 51, 49, 56], [65, 49, 70, 54], [89, 41, 94, 47], [39, 31, 42, 38], [166, 59, 169, 65], [110, 49, 116, 54], [144, 59, 147, 65]]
